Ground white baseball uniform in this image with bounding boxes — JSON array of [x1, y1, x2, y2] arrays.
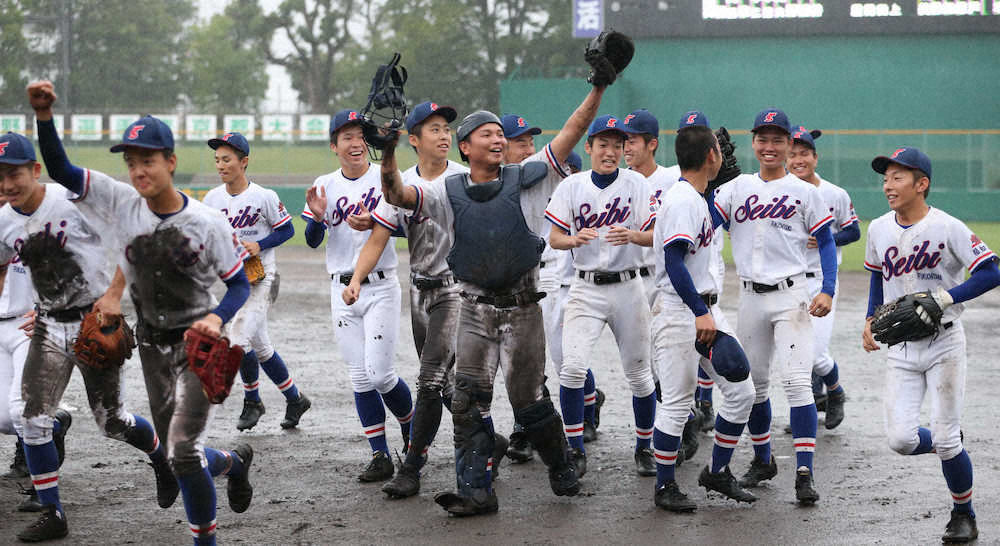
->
[[650, 179, 755, 439], [304, 164, 401, 395], [545, 168, 657, 400], [640, 164, 680, 304], [805, 176, 857, 377], [713, 172, 833, 407], [865, 207, 994, 461], [203, 182, 292, 360], [0, 253, 33, 436]]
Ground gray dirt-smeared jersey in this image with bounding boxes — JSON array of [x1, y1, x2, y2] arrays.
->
[[0, 184, 112, 311], [372, 160, 469, 278], [72, 169, 248, 330]]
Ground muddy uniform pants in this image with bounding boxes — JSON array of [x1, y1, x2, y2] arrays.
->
[[1, 314, 30, 436]]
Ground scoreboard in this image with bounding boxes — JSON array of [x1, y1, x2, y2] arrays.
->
[[602, 1, 1000, 37]]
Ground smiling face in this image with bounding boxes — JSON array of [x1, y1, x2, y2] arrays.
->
[[883, 163, 929, 212], [751, 127, 791, 171], [330, 124, 368, 173], [585, 132, 625, 175], [504, 134, 535, 164], [0, 162, 43, 209], [786, 141, 818, 181], [623, 133, 657, 170], [214, 145, 248, 185], [123, 148, 176, 199], [409, 114, 452, 161], [459, 123, 506, 168]]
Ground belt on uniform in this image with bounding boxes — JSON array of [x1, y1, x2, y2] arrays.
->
[[0, 314, 22, 321], [742, 277, 799, 294], [137, 324, 188, 346], [701, 293, 719, 307], [577, 269, 639, 285], [335, 270, 387, 285], [412, 275, 455, 291], [539, 261, 547, 269], [461, 290, 546, 309], [639, 266, 651, 278], [39, 304, 92, 323], [805, 272, 816, 278]]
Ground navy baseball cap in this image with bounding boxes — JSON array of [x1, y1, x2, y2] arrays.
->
[[678, 110, 710, 130], [501, 114, 542, 139], [406, 101, 457, 133], [588, 114, 626, 138], [110, 115, 174, 153], [207, 132, 250, 156], [695, 332, 750, 383], [566, 150, 583, 172], [751, 108, 792, 134], [621, 109, 659, 137], [872, 147, 932, 180], [330, 109, 362, 136], [792, 126, 822, 150], [0, 132, 36, 165]]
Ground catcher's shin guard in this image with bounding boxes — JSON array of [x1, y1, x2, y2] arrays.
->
[[451, 375, 494, 501], [516, 399, 580, 496], [404, 386, 445, 468]]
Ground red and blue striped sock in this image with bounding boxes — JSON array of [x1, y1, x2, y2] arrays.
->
[[259, 352, 299, 401], [381, 379, 414, 443], [790, 403, 818, 471], [747, 400, 772, 461], [124, 414, 167, 465], [821, 362, 844, 395], [239, 351, 261, 403], [354, 390, 388, 455], [583, 369, 597, 424], [633, 392, 656, 450], [653, 428, 680, 487], [177, 468, 217, 546], [942, 449, 975, 516], [697, 367, 714, 403], [560, 385, 585, 451], [911, 427, 934, 455], [24, 439, 61, 512], [204, 448, 245, 478], [711, 416, 745, 472]]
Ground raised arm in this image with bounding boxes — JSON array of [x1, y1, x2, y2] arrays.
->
[[28, 80, 85, 194], [547, 87, 606, 165], [380, 136, 418, 210]]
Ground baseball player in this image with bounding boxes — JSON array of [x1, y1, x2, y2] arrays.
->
[[303, 109, 413, 484], [649, 122, 757, 511], [0, 128, 168, 542], [202, 132, 311, 431], [711, 108, 837, 505], [546, 114, 658, 478], [500, 113, 604, 459], [32, 81, 256, 546], [863, 147, 999, 543], [379, 95, 608, 514], [788, 127, 859, 430]]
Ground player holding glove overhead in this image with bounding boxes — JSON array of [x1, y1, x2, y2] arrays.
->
[[863, 147, 999, 544]]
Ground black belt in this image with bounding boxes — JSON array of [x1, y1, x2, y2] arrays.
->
[[701, 294, 719, 307], [743, 278, 795, 294], [413, 276, 454, 291], [539, 261, 546, 269], [39, 304, 91, 323], [462, 291, 546, 309], [639, 267, 651, 278], [805, 272, 816, 278], [578, 269, 639, 285], [335, 271, 387, 285], [137, 323, 188, 346]]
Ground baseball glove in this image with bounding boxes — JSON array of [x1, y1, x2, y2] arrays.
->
[[184, 330, 245, 404], [585, 30, 634, 87], [73, 311, 136, 369], [244, 255, 266, 285], [870, 292, 944, 346], [706, 127, 741, 198]]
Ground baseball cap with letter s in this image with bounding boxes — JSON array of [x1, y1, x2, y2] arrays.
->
[[110, 115, 174, 153], [620, 109, 659, 137], [751, 108, 792, 134], [0, 132, 37, 165], [407, 102, 458, 133], [501, 114, 542, 139], [677, 110, 710, 130], [207, 132, 250, 156], [588, 114, 626, 138], [330, 109, 362, 136], [872, 146, 932, 180]]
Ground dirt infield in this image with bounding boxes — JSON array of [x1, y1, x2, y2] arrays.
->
[[3, 247, 999, 545]]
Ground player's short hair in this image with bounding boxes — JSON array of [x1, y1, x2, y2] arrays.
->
[[628, 132, 658, 153], [0, 161, 35, 177], [913, 168, 931, 198], [675, 125, 717, 171], [586, 132, 625, 148]]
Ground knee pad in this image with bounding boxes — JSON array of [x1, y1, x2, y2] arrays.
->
[[718, 379, 755, 424], [887, 431, 918, 455], [22, 414, 54, 446]]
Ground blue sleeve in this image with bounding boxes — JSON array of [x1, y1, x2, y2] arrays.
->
[[37, 119, 85, 195], [304, 218, 326, 248], [664, 241, 710, 317], [833, 222, 860, 246], [257, 221, 294, 250], [212, 270, 251, 324], [706, 193, 728, 230], [947, 258, 1000, 304], [866, 270, 884, 318], [815, 224, 837, 296]]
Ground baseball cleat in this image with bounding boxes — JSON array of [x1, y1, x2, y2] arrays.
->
[[794, 468, 820, 505], [227, 444, 254, 513], [53, 409, 72, 467], [654, 481, 697, 512], [149, 458, 179, 509], [681, 418, 700, 461], [570, 447, 587, 479], [738, 455, 778, 488], [506, 424, 534, 463], [358, 451, 394, 482], [382, 462, 420, 499], [4, 436, 29, 479], [492, 433, 508, 481], [698, 466, 757, 503], [582, 420, 598, 443], [433, 491, 499, 517], [592, 388, 606, 429], [549, 458, 581, 497], [824, 390, 845, 430], [280, 394, 311, 429], [236, 399, 265, 431], [634, 447, 656, 477], [942, 510, 978, 543], [17, 504, 68, 542], [17, 484, 43, 512], [697, 400, 715, 432]]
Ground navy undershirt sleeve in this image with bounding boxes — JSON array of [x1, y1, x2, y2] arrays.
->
[[815, 224, 837, 296], [304, 218, 326, 248], [866, 270, 884, 318], [663, 241, 709, 317], [948, 258, 1000, 304], [258, 221, 294, 250], [212, 269, 250, 324], [37, 119, 85, 194], [833, 222, 861, 246]]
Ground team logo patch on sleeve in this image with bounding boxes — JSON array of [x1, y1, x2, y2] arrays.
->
[[971, 234, 982, 246]]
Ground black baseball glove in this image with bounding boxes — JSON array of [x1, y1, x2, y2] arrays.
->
[[870, 291, 945, 346], [585, 30, 634, 87], [705, 126, 741, 198]]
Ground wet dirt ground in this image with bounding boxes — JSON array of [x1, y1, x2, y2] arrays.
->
[[2, 247, 998, 545]]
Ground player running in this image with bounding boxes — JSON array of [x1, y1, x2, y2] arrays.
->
[[202, 132, 311, 431], [863, 147, 999, 544], [304, 109, 413, 485]]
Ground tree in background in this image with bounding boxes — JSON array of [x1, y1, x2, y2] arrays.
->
[[0, 3, 31, 110], [185, 13, 269, 112]]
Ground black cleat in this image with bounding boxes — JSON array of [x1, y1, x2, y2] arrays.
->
[[149, 459, 179, 509], [382, 462, 420, 499], [492, 433, 508, 481], [698, 465, 757, 503], [506, 425, 534, 463], [17, 484, 43, 512], [236, 399, 265, 431], [570, 447, 587, 479], [942, 510, 979, 543], [738, 455, 778, 488], [53, 409, 72, 467], [227, 444, 254, 513], [681, 418, 700, 461], [582, 420, 598, 443], [635, 447, 656, 477], [592, 389, 606, 429], [654, 481, 697, 512], [697, 400, 715, 432], [794, 468, 820, 505], [824, 390, 845, 430], [17, 504, 68, 542], [280, 394, 311, 429], [358, 451, 394, 482], [5, 436, 29, 479], [434, 491, 499, 517], [549, 459, 581, 497]]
